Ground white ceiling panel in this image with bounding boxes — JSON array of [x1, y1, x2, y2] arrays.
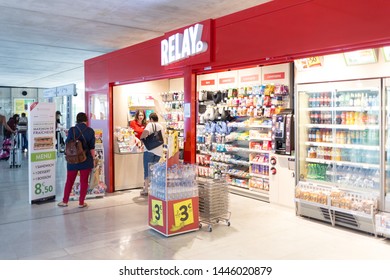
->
[[0, 0, 272, 88]]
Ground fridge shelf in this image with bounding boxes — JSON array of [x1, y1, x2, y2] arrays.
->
[[305, 124, 379, 129], [304, 141, 380, 150], [303, 106, 380, 112], [305, 157, 379, 168]]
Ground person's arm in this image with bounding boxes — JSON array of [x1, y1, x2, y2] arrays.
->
[[90, 149, 96, 165], [140, 126, 150, 139]]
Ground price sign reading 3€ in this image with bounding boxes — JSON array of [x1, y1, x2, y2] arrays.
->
[[151, 199, 163, 226], [173, 198, 194, 229]]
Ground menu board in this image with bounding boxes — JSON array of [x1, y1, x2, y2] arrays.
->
[[28, 102, 56, 203]]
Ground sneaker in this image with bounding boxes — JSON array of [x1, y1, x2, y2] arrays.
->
[[78, 203, 88, 208], [57, 201, 68, 207]]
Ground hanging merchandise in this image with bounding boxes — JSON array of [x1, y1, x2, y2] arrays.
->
[[196, 64, 293, 202]]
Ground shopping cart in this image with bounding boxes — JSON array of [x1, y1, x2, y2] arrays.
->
[[197, 176, 231, 232]]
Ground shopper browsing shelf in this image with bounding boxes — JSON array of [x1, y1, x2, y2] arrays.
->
[[129, 110, 147, 139], [140, 112, 164, 196], [57, 112, 96, 208]]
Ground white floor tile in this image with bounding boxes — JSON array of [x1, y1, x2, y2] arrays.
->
[[1, 155, 390, 260]]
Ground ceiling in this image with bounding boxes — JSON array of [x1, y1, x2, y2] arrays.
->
[[0, 0, 271, 90]]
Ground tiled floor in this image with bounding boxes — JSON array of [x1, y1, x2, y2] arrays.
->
[[1, 153, 390, 260]]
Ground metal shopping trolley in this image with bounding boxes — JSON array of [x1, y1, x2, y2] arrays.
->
[[197, 176, 231, 232]]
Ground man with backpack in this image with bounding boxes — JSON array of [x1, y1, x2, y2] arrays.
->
[[57, 112, 95, 208]]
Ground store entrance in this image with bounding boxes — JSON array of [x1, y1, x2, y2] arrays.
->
[[112, 78, 184, 191]]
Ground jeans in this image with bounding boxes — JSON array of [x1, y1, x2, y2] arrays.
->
[[21, 133, 28, 150], [143, 151, 161, 179]]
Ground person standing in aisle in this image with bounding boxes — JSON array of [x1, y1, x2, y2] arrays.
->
[[57, 112, 95, 208], [140, 112, 164, 196], [18, 112, 28, 152], [129, 109, 147, 139], [55, 110, 65, 151], [0, 114, 15, 136], [5, 114, 19, 139]]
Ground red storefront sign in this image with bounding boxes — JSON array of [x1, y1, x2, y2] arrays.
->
[[264, 72, 285, 80], [201, 79, 215, 86], [219, 77, 235, 84]]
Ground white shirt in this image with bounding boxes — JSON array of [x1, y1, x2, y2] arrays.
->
[[142, 122, 164, 156]]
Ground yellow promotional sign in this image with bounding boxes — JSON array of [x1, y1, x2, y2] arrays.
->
[[171, 198, 194, 232], [150, 199, 164, 227]]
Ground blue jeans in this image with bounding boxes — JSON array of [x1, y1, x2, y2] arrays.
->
[[143, 151, 160, 179], [21, 133, 28, 150]]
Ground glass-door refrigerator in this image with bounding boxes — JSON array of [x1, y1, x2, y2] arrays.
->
[[385, 78, 390, 212], [295, 79, 381, 235]]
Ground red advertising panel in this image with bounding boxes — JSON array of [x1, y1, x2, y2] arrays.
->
[[219, 77, 235, 84], [201, 79, 215, 86], [264, 72, 285, 80]]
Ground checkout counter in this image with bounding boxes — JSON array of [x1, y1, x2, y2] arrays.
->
[[113, 127, 144, 190]]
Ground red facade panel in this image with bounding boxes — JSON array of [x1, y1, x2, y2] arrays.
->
[[85, 0, 390, 192]]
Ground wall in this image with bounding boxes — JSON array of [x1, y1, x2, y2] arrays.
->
[[85, 0, 390, 190]]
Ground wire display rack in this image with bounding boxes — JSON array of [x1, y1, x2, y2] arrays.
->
[[197, 176, 231, 232]]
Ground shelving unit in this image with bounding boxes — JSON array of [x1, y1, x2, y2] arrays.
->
[[296, 79, 382, 234], [196, 83, 289, 202], [161, 91, 184, 161]]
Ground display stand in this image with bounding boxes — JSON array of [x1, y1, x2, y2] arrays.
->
[[148, 133, 199, 237], [198, 176, 231, 232], [69, 128, 107, 200]]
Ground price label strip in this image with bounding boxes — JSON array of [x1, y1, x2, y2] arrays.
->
[[170, 198, 194, 232], [150, 199, 164, 227]]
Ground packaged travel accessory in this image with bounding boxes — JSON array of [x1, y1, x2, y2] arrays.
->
[[142, 123, 164, 150], [65, 126, 87, 164], [212, 90, 222, 104], [89, 167, 99, 187]]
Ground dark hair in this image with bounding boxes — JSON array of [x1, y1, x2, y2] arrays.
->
[[134, 110, 147, 126], [149, 112, 158, 122], [76, 112, 88, 123]]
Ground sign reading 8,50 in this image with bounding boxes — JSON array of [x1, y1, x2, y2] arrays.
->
[[34, 183, 53, 195]]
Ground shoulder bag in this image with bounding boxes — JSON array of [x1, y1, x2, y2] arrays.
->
[[142, 123, 164, 150]]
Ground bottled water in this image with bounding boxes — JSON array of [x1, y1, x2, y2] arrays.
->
[[150, 162, 198, 201]]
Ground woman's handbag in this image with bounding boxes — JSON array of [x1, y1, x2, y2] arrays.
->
[[142, 123, 164, 150]]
